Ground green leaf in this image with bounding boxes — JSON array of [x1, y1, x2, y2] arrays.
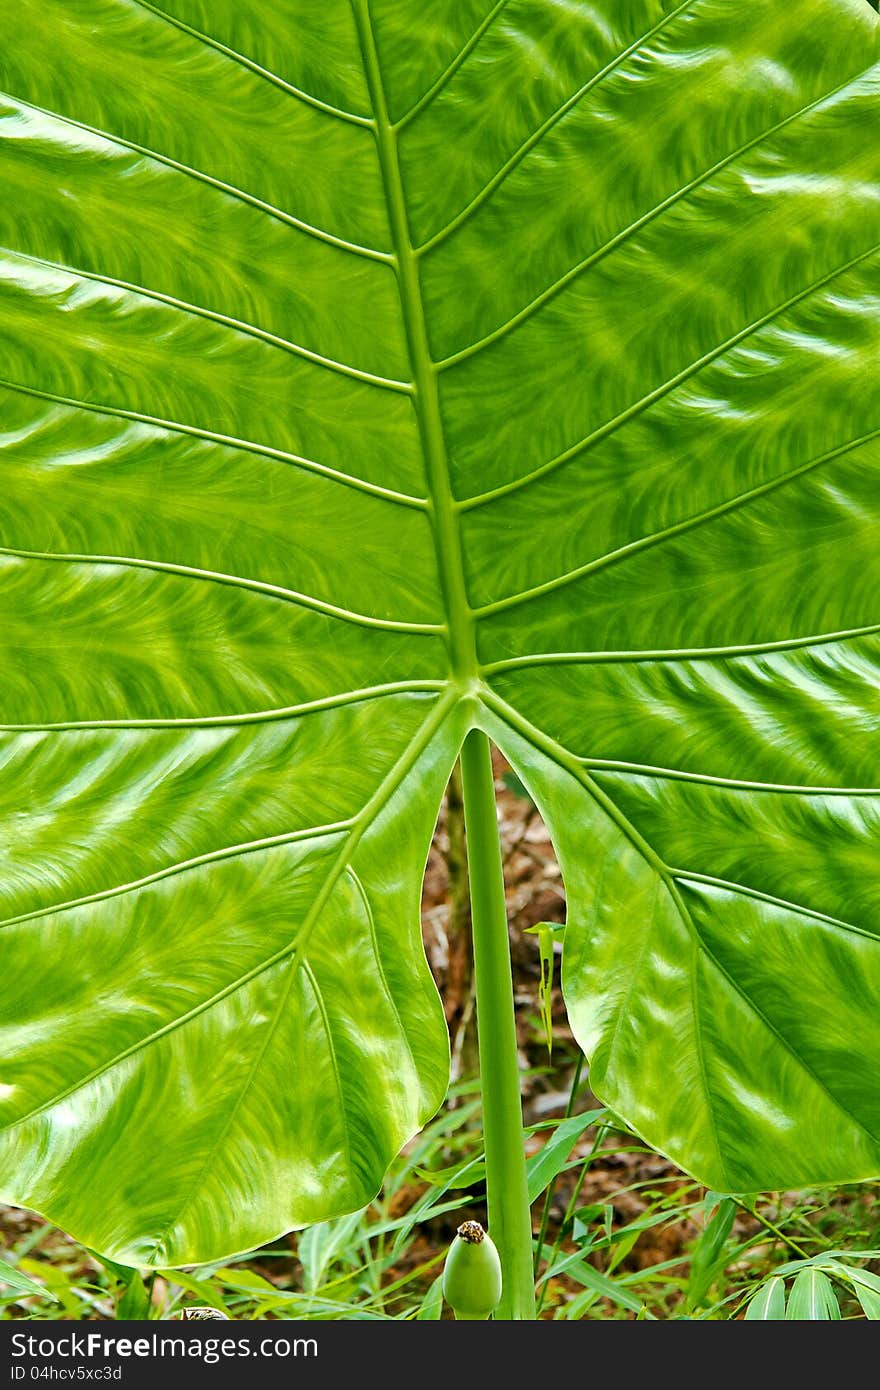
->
[[827, 1261, 880, 1319], [0, 1257, 59, 1304], [853, 1284, 880, 1320], [786, 1268, 841, 1320], [415, 1157, 487, 1190], [297, 1210, 367, 1293], [417, 1273, 444, 1320], [214, 1266, 280, 1295], [0, 0, 878, 1265], [526, 1109, 607, 1204], [116, 1269, 152, 1320], [415, 1107, 604, 1197], [840, 1264, 880, 1296], [744, 1276, 786, 1321], [164, 1272, 230, 1317], [543, 1255, 646, 1316], [686, 1196, 736, 1310]]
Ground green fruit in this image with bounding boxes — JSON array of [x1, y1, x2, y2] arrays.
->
[[442, 1220, 503, 1320]]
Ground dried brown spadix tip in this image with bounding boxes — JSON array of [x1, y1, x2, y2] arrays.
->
[[457, 1219, 486, 1244]]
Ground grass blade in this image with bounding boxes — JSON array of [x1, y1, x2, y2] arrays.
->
[[0, 1257, 60, 1304]]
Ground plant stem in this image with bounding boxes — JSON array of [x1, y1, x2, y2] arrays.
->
[[459, 728, 536, 1320], [737, 1200, 811, 1261]]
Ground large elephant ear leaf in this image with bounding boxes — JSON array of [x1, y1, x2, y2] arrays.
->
[[0, 0, 878, 1265]]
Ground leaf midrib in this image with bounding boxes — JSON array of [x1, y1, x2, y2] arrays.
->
[[351, 0, 477, 683]]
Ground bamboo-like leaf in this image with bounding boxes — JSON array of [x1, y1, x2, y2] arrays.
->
[[744, 1276, 786, 1321], [786, 1268, 841, 1320], [828, 1261, 880, 1319], [841, 1265, 880, 1296], [853, 1284, 880, 1319], [0, 0, 878, 1264]]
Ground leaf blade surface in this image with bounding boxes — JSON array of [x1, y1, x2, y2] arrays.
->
[[1, 0, 878, 1262]]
